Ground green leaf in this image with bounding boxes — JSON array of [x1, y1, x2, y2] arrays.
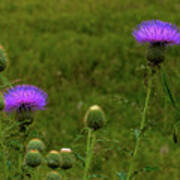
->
[[117, 172, 127, 180], [161, 68, 176, 109], [88, 174, 107, 179], [143, 166, 159, 172], [134, 129, 141, 139]]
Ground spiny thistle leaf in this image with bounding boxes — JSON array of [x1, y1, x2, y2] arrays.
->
[[161, 68, 176, 109]]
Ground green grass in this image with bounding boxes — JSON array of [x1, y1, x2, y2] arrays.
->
[[0, 0, 180, 179]]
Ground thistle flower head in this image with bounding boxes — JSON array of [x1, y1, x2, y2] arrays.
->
[[4, 85, 47, 113], [133, 20, 180, 45]]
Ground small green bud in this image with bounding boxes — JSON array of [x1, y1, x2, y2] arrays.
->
[[27, 138, 45, 152], [84, 105, 105, 130], [24, 150, 42, 168], [59, 148, 74, 170], [47, 150, 60, 169], [0, 94, 5, 110], [147, 42, 166, 67], [0, 45, 7, 72], [46, 171, 61, 180]]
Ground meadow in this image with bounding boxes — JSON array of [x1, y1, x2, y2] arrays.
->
[[0, 0, 180, 179]]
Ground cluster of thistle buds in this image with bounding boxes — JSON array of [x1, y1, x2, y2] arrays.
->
[[24, 138, 74, 179], [24, 138, 44, 168], [46, 148, 74, 171], [46, 148, 74, 179]]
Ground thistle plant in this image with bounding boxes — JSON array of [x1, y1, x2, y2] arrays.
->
[[4, 85, 47, 132], [21, 138, 45, 179], [0, 44, 48, 179], [83, 105, 105, 180], [3, 84, 47, 179], [23, 149, 42, 179], [127, 20, 180, 180]]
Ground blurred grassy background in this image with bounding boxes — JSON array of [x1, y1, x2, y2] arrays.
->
[[0, 0, 180, 179]]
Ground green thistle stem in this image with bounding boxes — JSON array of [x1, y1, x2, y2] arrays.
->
[[83, 128, 96, 180], [63, 173, 67, 180], [127, 70, 152, 180], [0, 116, 8, 179]]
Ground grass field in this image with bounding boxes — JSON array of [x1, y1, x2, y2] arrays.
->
[[0, 0, 180, 179]]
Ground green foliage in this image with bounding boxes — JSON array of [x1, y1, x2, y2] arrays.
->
[[46, 171, 61, 180], [0, 0, 179, 179], [0, 46, 7, 72], [0, 94, 5, 110], [117, 172, 127, 180]]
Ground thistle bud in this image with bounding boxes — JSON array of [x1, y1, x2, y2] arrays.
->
[[24, 150, 42, 168], [0, 45, 7, 72], [84, 105, 105, 130], [15, 107, 33, 132], [46, 171, 61, 180], [0, 94, 4, 111], [59, 148, 74, 170], [27, 138, 45, 152], [46, 150, 60, 169], [147, 42, 166, 67]]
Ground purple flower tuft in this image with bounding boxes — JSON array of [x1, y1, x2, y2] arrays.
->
[[133, 20, 180, 45], [4, 85, 47, 113]]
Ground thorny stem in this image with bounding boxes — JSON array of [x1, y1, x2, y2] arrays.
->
[[0, 115, 8, 179], [83, 128, 96, 180], [127, 69, 152, 180]]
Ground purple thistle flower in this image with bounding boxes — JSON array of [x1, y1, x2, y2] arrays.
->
[[4, 85, 47, 113], [133, 20, 180, 45]]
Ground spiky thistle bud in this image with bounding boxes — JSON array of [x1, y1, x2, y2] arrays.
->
[[24, 150, 42, 168], [147, 42, 166, 67], [84, 105, 105, 130], [0, 45, 7, 72], [59, 148, 74, 170], [0, 94, 4, 111], [46, 150, 60, 169], [27, 138, 45, 152], [46, 171, 61, 180], [15, 105, 33, 132]]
